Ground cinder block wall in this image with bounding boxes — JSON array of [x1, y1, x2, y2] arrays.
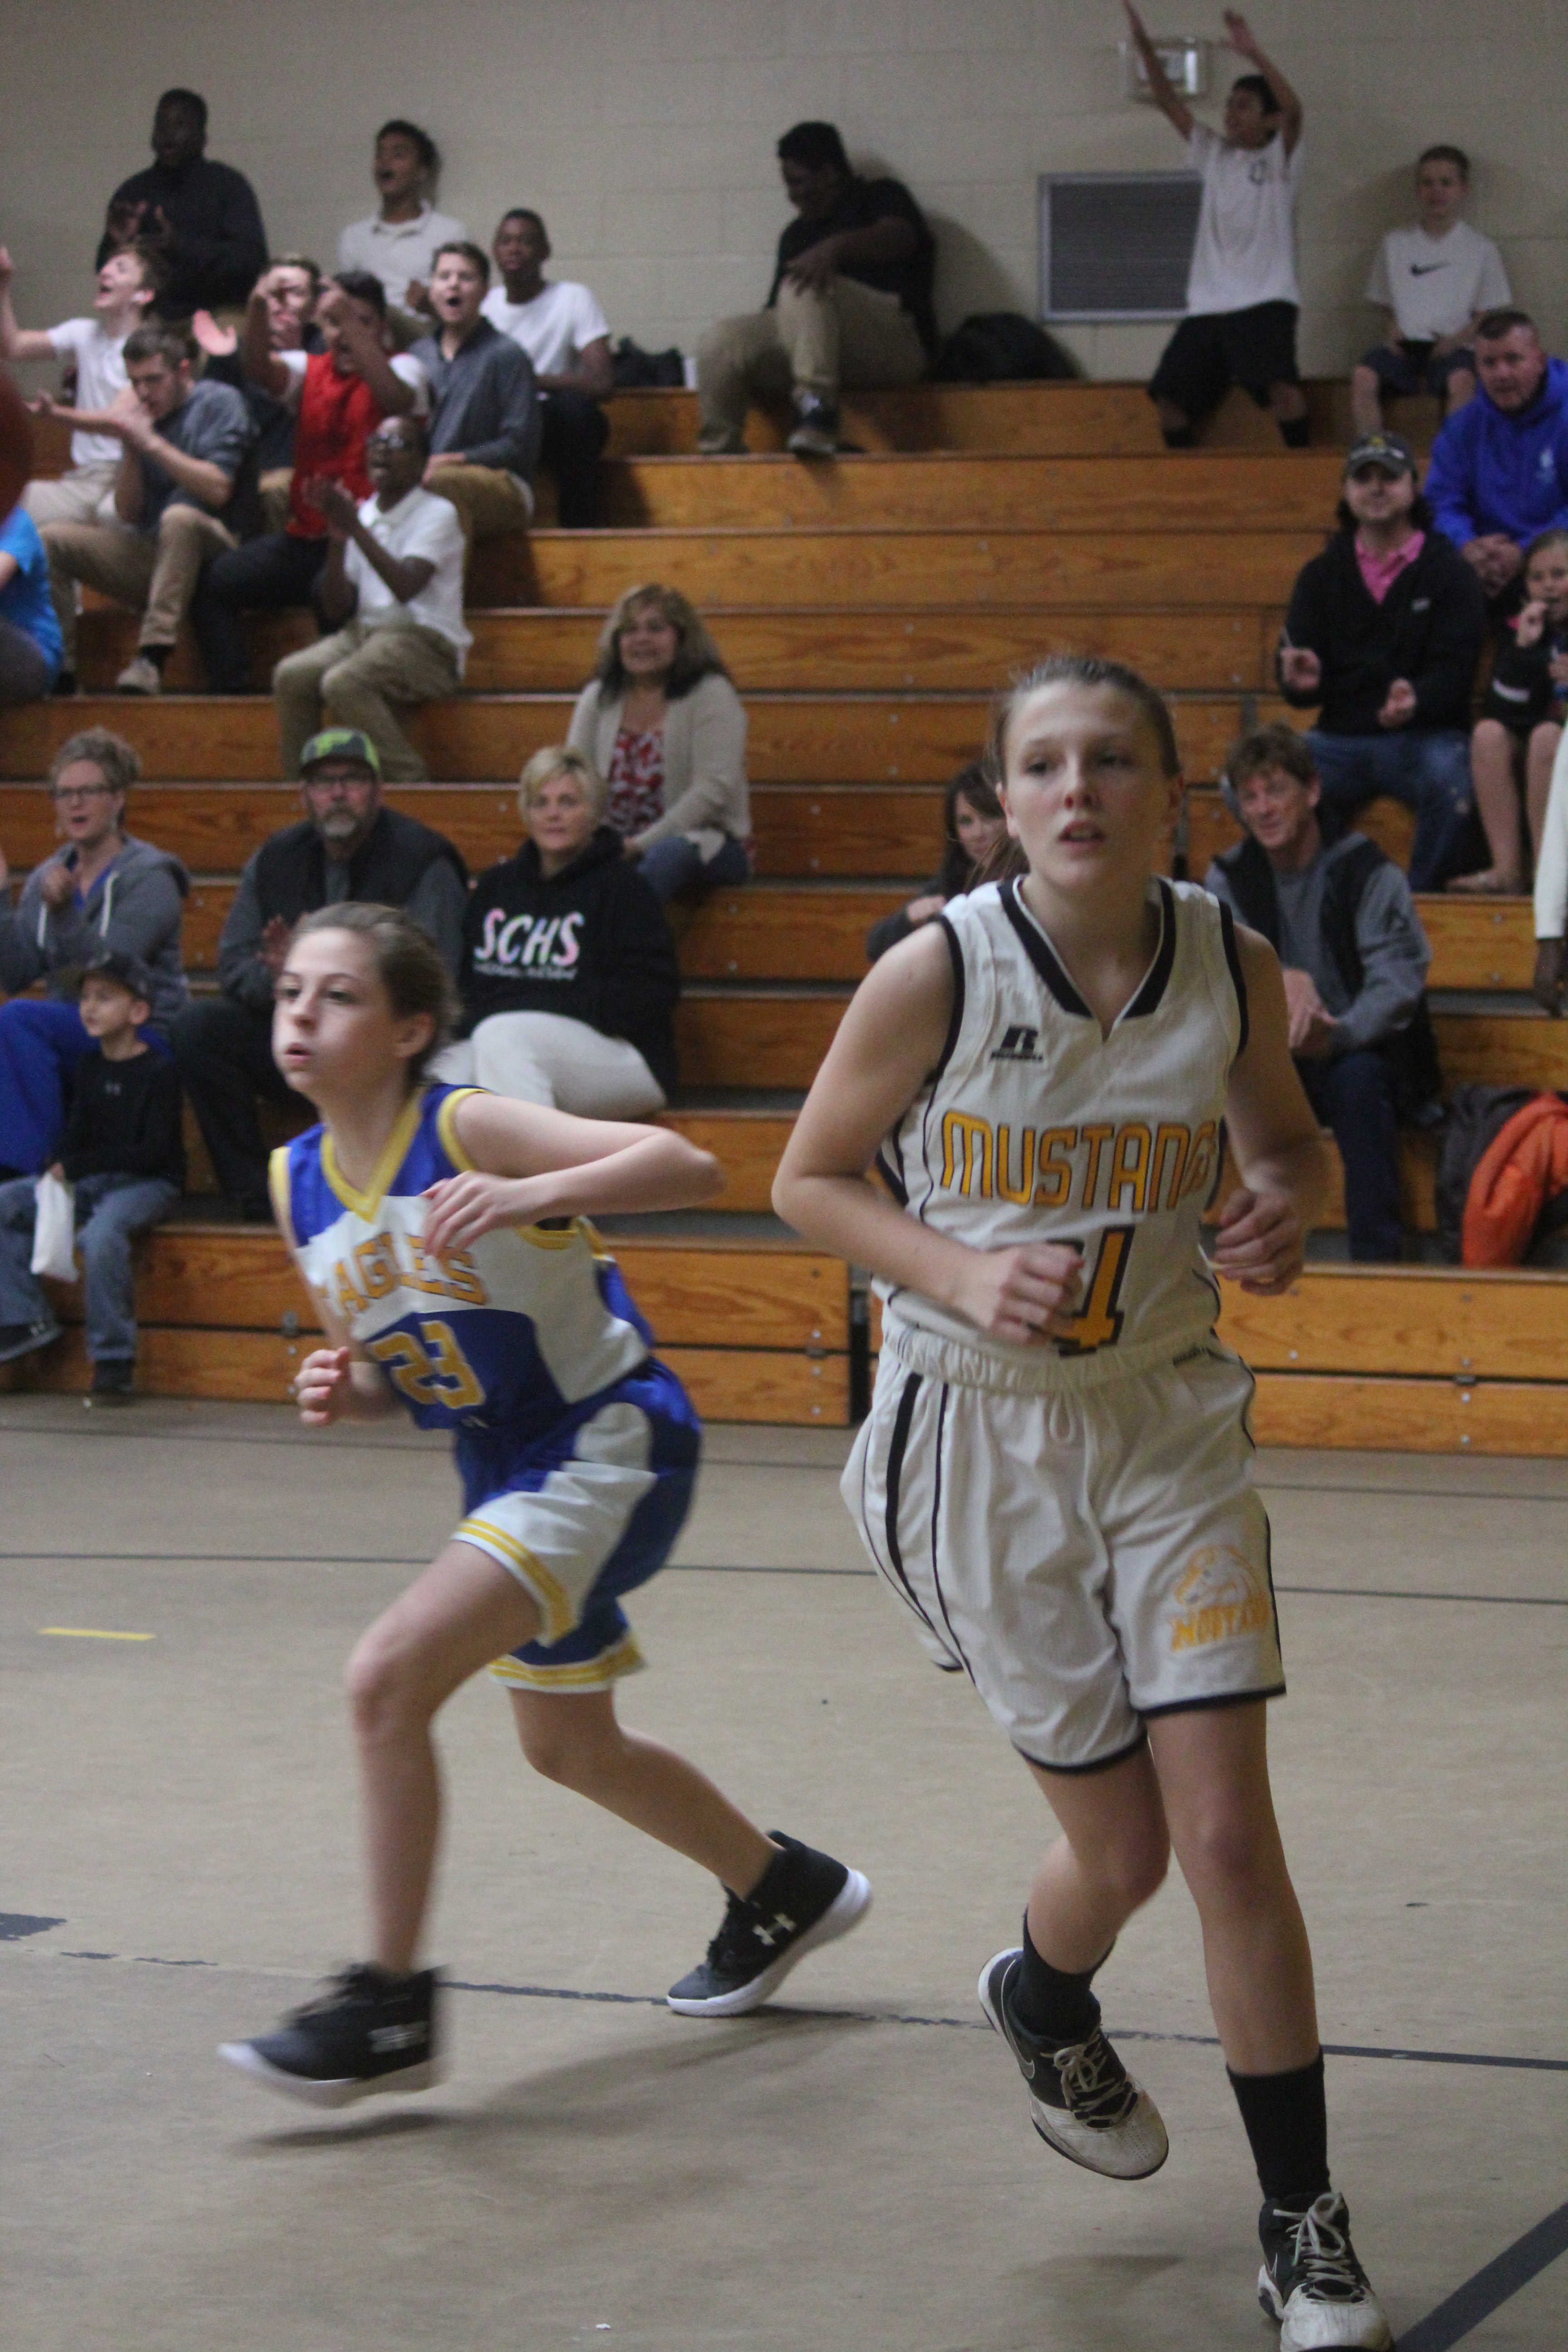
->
[[5, 0, 1563, 383]]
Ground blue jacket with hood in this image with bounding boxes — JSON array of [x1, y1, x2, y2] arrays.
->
[[1425, 356, 1568, 549]]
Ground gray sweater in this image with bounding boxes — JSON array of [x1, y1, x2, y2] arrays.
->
[[0, 833, 190, 1030], [1204, 838, 1430, 1054], [411, 318, 539, 481]]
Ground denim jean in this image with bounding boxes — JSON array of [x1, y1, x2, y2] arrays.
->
[[0, 1171, 180, 1361], [1297, 1049, 1403, 1261], [1305, 727, 1473, 893], [637, 832, 751, 904]]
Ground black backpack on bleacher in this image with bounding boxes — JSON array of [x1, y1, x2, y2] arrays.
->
[[934, 313, 1078, 383]]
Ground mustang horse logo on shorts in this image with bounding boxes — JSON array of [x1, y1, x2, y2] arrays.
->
[[1167, 1545, 1272, 1652]]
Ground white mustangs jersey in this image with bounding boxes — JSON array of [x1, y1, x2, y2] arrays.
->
[[877, 876, 1248, 1388]]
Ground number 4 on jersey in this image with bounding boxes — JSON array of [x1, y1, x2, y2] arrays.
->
[[1056, 1225, 1135, 1355]]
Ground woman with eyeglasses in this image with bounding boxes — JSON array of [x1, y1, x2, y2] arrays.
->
[[0, 726, 189, 1177]]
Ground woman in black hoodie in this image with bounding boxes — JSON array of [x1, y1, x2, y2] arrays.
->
[[438, 747, 680, 1116]]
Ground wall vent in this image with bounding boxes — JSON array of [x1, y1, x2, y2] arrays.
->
[[1039, 172, 1201, 322]]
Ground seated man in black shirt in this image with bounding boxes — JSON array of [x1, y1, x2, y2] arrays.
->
[[0, 951, 184, 1404], [696, 120, 936, 458], [98, 88, 268, 323]]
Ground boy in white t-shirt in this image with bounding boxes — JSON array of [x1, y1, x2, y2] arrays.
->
[[481, 209, 613, 526], [1124, 4, 1309, 450], [1351, 147, 1510, 435], [338, 119, 466, 325], [0, 244, 161, 527]]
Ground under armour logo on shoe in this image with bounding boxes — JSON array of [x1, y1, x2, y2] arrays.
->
[[753, 1911, 797, 1947], [369, 2022, 427, 2052]]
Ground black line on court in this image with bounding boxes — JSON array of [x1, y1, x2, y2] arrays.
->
[[9, 1943, 1566, 2075], [4, 1552, 1564, 1609], [1399, 2198, 1568, 2352]]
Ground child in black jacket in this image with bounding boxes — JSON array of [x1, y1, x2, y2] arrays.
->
[[1467, 528, 1568, 893], [438, 747, 680, 1117], [0, 950, 184, 1402]]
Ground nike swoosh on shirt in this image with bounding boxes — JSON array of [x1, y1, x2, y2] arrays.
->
[[1409, 263, 1450, 275]]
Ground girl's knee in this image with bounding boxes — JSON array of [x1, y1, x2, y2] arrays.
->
[[1105, 1820, 1171, 1910], [345, 1624, 427, 1739], [1177, 1802, 1279, 1905], [514, 1694, 622, 1789]]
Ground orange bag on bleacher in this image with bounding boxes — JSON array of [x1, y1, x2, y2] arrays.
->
[[1461, 1092, 1568, 1266]]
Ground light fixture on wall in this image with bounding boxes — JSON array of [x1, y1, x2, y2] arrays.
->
[[1119, 34, 1210, 100]]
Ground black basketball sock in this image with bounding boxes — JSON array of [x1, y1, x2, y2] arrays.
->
[[141, 643, 172, 672], [1229, 2050, 1331, 2205], [1161, 424, 1197, 449], [1011, 1915, 1105, 2044], [1278, 416, 1311, 448]]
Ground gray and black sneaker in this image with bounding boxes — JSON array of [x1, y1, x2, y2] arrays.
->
[[1258, 2191, 1392, 2349], [219, 1964, 441, 2107], [978, 1947, 1168, 2178], [0, 1318, 59, 1365], [667, 1830, 871, 2016], [86, 1360, 135, 1407], [786, 392, 840, 457]]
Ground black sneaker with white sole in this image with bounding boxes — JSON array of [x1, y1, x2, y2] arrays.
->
[[667, 1830, 871, 2016], [218, 1964, 441, 2107], [0, 1318, 60, 1365], [1258, 2191, 1392, 2350], [978, 1947, 1169, 2179], [785, 392, 840, 457]]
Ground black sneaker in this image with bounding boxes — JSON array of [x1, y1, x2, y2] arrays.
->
[[978, 1947, 1168, 2179], [86, 1360, 135, 1407], [667, 1830, 871, 2016], [0, 1318, 60, 1366], [218, 1965, 441, 2107], [1258, 2191, 1392, 2349], [786, 392, 840, 457]]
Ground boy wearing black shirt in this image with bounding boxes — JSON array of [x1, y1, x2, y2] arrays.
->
[[696, 120, 934, 457], [0, 951, 183, 1403]]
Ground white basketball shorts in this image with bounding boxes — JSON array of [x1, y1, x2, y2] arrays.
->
[[843, 1343, 1283, 1772]]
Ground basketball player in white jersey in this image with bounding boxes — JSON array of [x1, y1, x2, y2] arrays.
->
[[775, 657, 1390, 2351]]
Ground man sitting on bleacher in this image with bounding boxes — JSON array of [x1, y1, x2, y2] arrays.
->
[[1425, 309, 1568, 607], [1206, 724, 1433, 1262], [1277, 431, 1485, 892], [695, 120, 935, 459], [170, 727, 466, 1220]]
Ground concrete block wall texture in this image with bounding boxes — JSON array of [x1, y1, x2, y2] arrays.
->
[[3, 0, 1566, 385]]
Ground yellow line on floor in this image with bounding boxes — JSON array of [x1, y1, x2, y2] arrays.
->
[[38, 1628, 154, 1641]]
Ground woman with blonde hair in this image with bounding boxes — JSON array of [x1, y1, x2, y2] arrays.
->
[[436, 744, 679, 1117], [567, 582, 751, 902]]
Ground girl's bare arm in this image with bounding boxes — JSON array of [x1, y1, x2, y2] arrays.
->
[[421, 1090, 723, 1255], [1214, 926, 1331, 1294]]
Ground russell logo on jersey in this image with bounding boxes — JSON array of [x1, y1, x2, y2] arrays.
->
[[991, 1024, 1044, 1063]]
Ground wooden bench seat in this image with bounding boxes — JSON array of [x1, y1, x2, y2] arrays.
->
[[73, 603, 1283, 697]]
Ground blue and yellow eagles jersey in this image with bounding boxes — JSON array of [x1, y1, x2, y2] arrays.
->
[[271, 1084, 653, 1441]]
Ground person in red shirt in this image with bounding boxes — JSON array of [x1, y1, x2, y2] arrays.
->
[[191, 270, 425, 691]]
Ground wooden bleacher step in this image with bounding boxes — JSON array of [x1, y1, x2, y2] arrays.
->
[[3, 1225, 851, 1426], [74, 603, 1285, 697]]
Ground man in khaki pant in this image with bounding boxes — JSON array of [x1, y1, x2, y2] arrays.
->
[[697, 121, 936, 458], [272, 414, 469, 784], [39, 324, 254, 694]]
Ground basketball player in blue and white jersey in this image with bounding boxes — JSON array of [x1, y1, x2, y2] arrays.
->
[[775, 658, 1390, 2351], [219, 903, 869, 2107]]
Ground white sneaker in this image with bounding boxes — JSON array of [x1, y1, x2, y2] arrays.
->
[[1258, 2191, 1392, 2349], [978, 1947, 1168, 2179], [116, 653, 162, 695]]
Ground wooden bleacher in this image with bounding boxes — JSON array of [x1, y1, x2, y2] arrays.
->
[[5, 381, 1562, 1450]]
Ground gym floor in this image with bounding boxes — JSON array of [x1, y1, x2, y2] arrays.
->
[[3, 1395, 1564, 2352]]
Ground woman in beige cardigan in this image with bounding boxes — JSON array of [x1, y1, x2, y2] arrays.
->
[[566, 583, 752, 902]]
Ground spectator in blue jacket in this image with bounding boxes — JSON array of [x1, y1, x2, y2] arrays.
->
[[0, 506, 63, 704], [1424, 309, 1568, 606]]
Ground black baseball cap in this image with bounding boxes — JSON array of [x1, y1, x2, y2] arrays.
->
[[77, 947, 157, 1006], [1344, 431, 1417, 478]]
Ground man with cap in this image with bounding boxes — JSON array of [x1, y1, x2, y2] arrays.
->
[[0, 946, 185, 1403], [170, 728, 467, 1219], [1276, 429, 1485, 890]]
